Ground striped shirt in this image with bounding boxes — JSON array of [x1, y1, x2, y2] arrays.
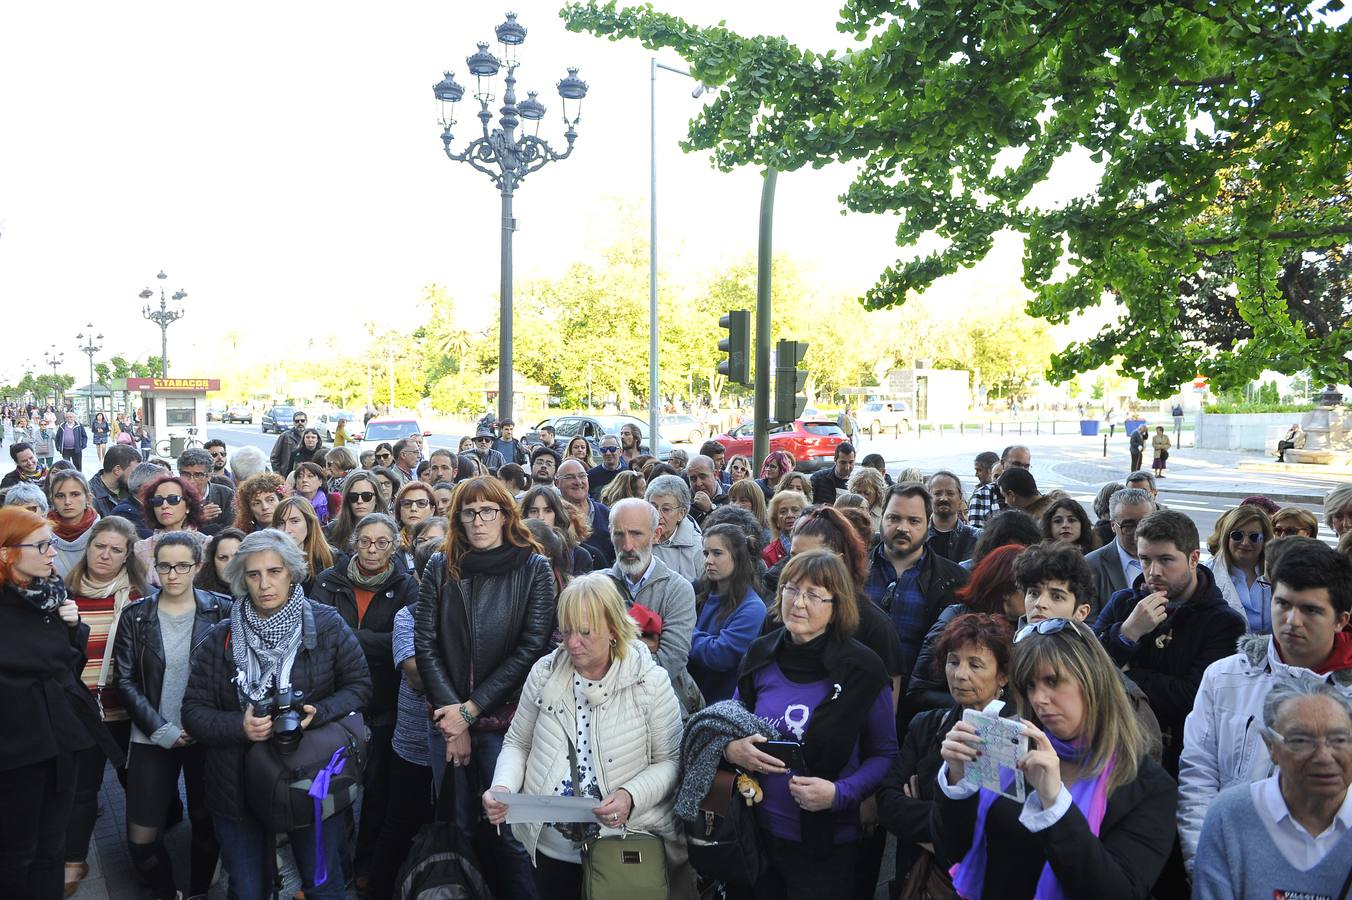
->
[[392, 605, 430, 766], [71, 590, 141, 722]]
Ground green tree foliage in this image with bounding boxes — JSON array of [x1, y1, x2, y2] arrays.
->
[[562, 1, 1352, 397]]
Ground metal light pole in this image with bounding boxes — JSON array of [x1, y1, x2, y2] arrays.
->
[[76, 325, 103, 425], [650, 59, 706, 453], [139, 270, 187, 378], [44, 346, 64, 409], [433, 12, 588, 423]]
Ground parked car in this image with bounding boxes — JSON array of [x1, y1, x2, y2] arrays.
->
[[860, 400, 912, 435], [261, 405, 298, 434], [222, 404, 253, 424], [660, 414, 705, 445], [352, 417, 431, 459], [310, 409, 357, 443], [524, 414, 673, 461], [710, 419, 846, 471], [204, 406, 224, 422]]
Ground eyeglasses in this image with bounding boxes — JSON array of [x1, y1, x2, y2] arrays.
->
[[356, 537, 395, 550], [376, 452, 392, 460], [1015, 617, 1080, 643], [781, 583, 833, 606], [600, 446, 620, 454], [1114, 519, 1141, 531], [154, 561, 196, 575], [399, 498, 431, 510], [150, 495, 184, 507], [181, 470, 209, 479], [294, 419, 307, 425], [1265, 729, 1352, 757], [1228, 530, 1264, 545], [346, 491, 377, 503], [1273, 525, 1307, 538], [8, 539, 57, 554], [208, 450, 227, 459], [557, 473, 586, 483], [459, 507, 501, 524]]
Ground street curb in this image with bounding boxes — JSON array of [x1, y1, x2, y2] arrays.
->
[[1159, 486, 1323, 504]]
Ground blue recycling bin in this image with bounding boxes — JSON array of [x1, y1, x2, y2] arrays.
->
[[1079, 419, 1100, 436], [1125, 417, 1148, 437]]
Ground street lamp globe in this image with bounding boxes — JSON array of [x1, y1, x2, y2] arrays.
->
[[557, 67, 588, 128], [467, 41, 502, 104], [495, 11, 527, 67]]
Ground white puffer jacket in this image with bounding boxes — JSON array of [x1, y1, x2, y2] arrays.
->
[[491, 639, 683, 862], [1177, 633, 1352, 872]]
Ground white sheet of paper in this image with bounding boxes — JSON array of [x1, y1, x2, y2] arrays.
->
[[491, 791, 601, 824]]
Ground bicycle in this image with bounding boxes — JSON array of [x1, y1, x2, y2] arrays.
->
[[155, 426, 203, 459]]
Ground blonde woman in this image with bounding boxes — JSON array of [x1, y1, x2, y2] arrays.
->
[[726, 454, 753, 484], [776, 470, 814, 499], [483, 572, 692, 897], [1203, 504, 1274, 633], [599, 469, 646, 507], [847, 465, 888, 532], [763, 489, 808, 567], [937, 617, 1174, 898], [272, 495, 336, 596]]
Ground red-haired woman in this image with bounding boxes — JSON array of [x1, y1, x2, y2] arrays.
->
[[132, 473, 211, 588], [0, 507, 124, 898], [413, 477, 554, 897], [904, 543, 1028, 719]]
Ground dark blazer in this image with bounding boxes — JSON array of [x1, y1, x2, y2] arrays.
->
[[878, 705, 959, 876], [413, 550, 555, 715], [113, 589, 232, 742], [933, 755, 1177, 900], [180, 600, 371, 821], [1083, 540, 1129, 617], [904, 603, 969, 717], [311, 564, 419, 721], [1092, 565, 1246, 774]]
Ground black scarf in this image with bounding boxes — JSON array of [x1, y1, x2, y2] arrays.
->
[[459, 543, 533, 578], [737, 629, 890, 857], [18, 575, 68, 613]]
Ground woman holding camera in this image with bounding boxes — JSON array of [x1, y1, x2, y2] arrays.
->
[[415, 476, 555, 899], [482, 572, 691, 899], [113, 532, 230, 900], [0, 507, 123, 900], [935, 617, 1176, 899], [722, 550, 897, 899], [181, 529, 371, 900]]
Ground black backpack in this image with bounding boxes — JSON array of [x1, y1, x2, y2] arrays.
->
[[683, 768, 759, 887], [395, 777, 494, 900]]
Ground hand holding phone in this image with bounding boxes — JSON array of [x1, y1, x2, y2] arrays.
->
[[761, 740, 808, 772]]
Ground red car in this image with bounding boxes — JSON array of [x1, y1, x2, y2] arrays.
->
[[710, 419, 846, 471]]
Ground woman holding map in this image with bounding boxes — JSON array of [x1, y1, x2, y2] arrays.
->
[[934, 617, 1176, 899]]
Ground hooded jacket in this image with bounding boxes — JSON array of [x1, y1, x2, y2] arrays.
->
[[1093, 565, 1246, 773], [1176, 631, 1352, 872], [654, 514, 702, 583]]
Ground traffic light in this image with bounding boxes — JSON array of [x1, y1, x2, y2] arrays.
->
[[774, 339, 810, 422], [717, 310, 751, 386]]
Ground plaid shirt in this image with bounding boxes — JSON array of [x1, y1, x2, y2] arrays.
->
[[966, 481, 1003, 529], [865, 544, 930, 682]]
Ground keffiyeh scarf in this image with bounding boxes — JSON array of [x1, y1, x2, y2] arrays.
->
[[232, 583, 306, 703]]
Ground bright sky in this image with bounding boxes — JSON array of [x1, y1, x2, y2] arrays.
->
[[0, 1, 1095, 386]]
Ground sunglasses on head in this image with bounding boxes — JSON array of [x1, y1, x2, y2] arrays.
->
[[1228, 530, 1264, 544], [1014, 617, 1084, 643], [150, 495, 183, 507]]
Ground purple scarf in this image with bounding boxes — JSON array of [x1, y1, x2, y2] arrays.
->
[[950, 737, 1114, 900], [308, 490, 330, 525]]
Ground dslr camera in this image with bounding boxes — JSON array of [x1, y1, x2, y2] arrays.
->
[[254, 676, 306, 754]]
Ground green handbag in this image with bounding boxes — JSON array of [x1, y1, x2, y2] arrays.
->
[[567, 738, 669, 900], [582, 829, 669, 900]]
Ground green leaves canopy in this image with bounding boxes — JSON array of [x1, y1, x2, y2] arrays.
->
[[562, 0, 1352, 397]]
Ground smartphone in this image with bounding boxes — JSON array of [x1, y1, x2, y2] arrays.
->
[[761, 740, 808, 772]]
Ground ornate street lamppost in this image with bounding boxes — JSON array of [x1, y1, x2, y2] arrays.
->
[[44, 345, 65, 409], [77, 324, 103, 425], [432, 11, 588, 422], [140, 270, 187, 378]]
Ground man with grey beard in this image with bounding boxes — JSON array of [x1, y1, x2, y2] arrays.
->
[[606, 498, 701, 713]]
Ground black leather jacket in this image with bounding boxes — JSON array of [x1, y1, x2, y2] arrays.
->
[[113, 588, 231, 744], [414, 550, 555, 715]]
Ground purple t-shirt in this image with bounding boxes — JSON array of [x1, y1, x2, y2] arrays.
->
[[736, 661, 896, 843]]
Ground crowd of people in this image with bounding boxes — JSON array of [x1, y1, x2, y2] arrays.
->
[[3, 410, 1352, 900]]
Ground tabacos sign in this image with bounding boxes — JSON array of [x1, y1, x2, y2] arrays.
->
[[125, 378, 221, 392]]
